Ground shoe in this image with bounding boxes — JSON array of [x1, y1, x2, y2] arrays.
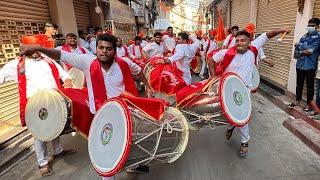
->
[[312, 114, 320, 120], [288, 102, 297, 108], [303, 107, 312, 112], [305, 111, 316, 116], [199, 74, 205, 79], [126, 165, 150, 174]]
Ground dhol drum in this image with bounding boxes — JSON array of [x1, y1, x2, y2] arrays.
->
[[88, 96, 189, 177], [25, 88, 93, 142], [68, 67, 85, 88], [176, 72, 251, 128], [143, 58, 186, 105], [251, 65, 260, 93]]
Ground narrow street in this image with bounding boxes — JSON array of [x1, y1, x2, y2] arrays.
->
[[1, 93, 319, 180]]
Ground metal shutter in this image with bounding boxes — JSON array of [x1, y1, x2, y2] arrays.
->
[[314, 0, 320, 18], [73, 0, 91, 34], [230, 0, 250, 29], [256, 0, 296, 87], [0, 0, 50, 125]]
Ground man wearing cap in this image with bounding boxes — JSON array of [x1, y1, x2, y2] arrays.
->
[[208, 27, 291, 157], [0, 35, 74, 177]]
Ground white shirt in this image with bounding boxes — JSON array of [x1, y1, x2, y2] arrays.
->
[[60, 51, 141, 113], [141, 40, 148, 48], [89, 39, 96, 55], [162, 35, 176, 51], [56, 46, 93, 56], [168, 35, 200, 85], [128, 44, 142, 59], [143, 42, 165, 58], [223, 34, 236, 48], [213, 33, 269, 88], [0, 57, 69, 98], [116, 46, 128, 58], [79, 38, 89, 49], [203, 39, 217, 54]]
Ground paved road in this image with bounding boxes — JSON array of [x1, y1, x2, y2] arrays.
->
[[1, 93, 320, 180]]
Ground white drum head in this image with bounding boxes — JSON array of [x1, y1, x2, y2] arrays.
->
[[88, 98, 132, 177], [25, 90, 68, 142], [219, 73, 251, 126], [251, 65, 260, 93], [68, 67, 85, 88]]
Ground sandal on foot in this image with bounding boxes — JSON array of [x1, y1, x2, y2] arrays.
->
[[39, 164, 54, 177], [226, 126, 235, 140], [288, 102, 297, 108], [239, 142, 249, 157], [53, 149, 76, 159]]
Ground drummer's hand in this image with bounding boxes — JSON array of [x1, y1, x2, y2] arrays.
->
[[146, 86, 154, 98], [268, 61, 275, 67], [19, 44, 42, 56], [63, 79, 73, 88]]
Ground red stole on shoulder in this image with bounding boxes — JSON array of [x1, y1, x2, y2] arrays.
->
[[89, 57, 138, 111], [17, 56, 62, 127], [62, 44, 86, 70]]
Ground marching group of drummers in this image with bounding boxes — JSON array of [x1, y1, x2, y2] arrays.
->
[[0, 22, 290, 179]]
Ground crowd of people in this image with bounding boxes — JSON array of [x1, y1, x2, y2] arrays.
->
[[9, 17, 320, 180]]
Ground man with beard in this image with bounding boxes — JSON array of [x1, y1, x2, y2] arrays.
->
[[208, 28, 291, 157], [56, 33, 93, 70], [142, 32, 167, 59], [19, 33, 154, 179]]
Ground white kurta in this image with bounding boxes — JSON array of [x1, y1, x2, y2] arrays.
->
[[141, 40, 148, 48], [89, 39, 97, 55], [60, 51, 141, 113], [203, 39, 218, 54], [55, 46, 93, 56], [162, 35, 176, 51], [223, 34, 236, 48], [116, 46, 128, 57], [143, 42, 165, 58], [0, 57, 69, 98], [79, 38, 90, 49], [128, 44, 142, 59], [212, 33, 269, 88], [168, 35, 200, 85]]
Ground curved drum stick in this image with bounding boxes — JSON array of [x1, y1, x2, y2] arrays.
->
[[277, 32, 288, 42]]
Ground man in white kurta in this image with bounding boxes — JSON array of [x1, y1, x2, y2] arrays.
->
[[0, 53, 73, 176], [116, 37, 129, 58], [200, 30, 218, 78], [162, 26, 176, 52], [163, 32, 200, 85], [128, 36, 143, 59], [222, 25, 239, 49], [209, 28, 290, 156], [19, 34, 153, 179], [142, 32, 166, 59]]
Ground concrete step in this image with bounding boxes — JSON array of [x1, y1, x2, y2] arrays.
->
[[258, 83, 320, 130], [0, 132, 33, 173], [283, 118, 320, 155]]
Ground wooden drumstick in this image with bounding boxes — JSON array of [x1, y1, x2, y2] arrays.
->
[[277, 32, 288, 42]]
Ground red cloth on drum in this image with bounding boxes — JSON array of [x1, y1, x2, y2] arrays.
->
[[62, 44, 86, 71], [62, 88, 94, 137], [120, 93, 168, 121], [131, 58, 147, 69], [90, 58, 138, 111], [149, 61, 187, 96], [17, 56, 63, 127], [176, 78, 215, 108]]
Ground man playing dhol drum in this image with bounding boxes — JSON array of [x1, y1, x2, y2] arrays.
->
[[208, 27, 291, 157], [19, 33, 154, 179], [0, 35, 75, 177]]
